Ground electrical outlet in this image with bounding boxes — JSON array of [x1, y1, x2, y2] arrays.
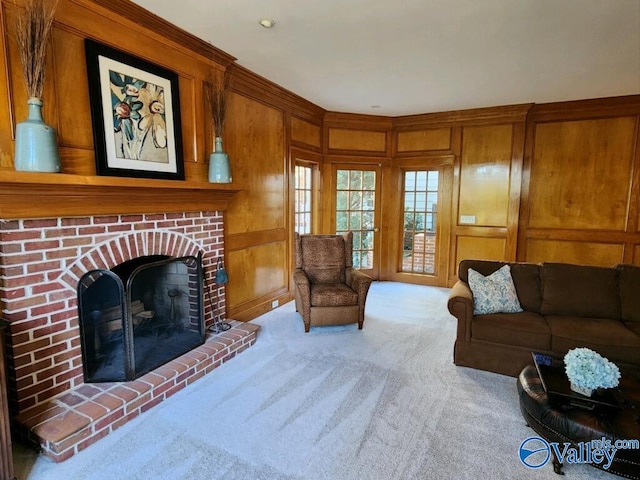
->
[[271, 300, 279, 309], [460, 215, 476, 224]]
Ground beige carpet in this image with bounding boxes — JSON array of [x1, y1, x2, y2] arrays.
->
[[19, 282, 609, 479]]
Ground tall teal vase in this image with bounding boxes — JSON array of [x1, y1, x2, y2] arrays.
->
[[208, 137, 232, 183], [14, 97, 61, 173]]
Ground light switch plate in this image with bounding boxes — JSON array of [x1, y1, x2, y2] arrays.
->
[[460, 215, 476, 224]]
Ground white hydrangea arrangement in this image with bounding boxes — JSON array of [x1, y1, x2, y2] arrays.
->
[[564, 348, 621, 396]]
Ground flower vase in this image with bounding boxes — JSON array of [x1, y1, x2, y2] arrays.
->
[[570, 382, 593, 397], [208, 137, 231, 183], [14, 97, 61, 173]]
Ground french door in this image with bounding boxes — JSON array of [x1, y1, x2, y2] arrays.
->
[[330, 164, 382, 279], [390, 158, 453, 287]]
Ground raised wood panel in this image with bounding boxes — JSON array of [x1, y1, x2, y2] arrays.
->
[[0, 0, 227, 180], [225, 92, 286, 235], [0, 5, 11, 168], [459, 125, 513, 227], [633, 245, 640, 265], [396, 128, 451, 152], [526, 239, 624, 266], [227, 241, 287, 308], [291, 116, 321, 148], [455, 236, 506, 267], [328, 128, 386, 152], [528, 117, 636, 230], [52, 27, 93, 149]]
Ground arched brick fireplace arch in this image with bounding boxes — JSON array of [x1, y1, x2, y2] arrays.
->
[[59, 230, 204, 293]]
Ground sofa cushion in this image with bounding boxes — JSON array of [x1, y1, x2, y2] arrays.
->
[[546, 315, 640, 365], [458, 260, 542, 313], [472, 311, 551, 351], [310, 283, 358, 307], [618, 264, 640, 324], [540, 263, 620, 319], [468, 265, 523, 315]]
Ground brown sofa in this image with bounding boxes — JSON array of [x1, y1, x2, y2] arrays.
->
[[448, 260, 640, 377]]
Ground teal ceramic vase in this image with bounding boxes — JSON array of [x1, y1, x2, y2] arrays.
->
[[14, 97, 61, 173], [208, 136, 231, 183]]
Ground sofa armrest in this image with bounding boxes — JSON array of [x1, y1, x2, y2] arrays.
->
[[448, 280, 474, 341], [293, 268, 311, 311]]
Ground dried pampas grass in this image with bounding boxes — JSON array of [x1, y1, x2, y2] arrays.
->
[[204, 72, 227, 138], [14, 0, 58, 99]]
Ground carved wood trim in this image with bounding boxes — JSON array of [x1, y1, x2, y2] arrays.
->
[[85, 0, 236, 67], [393, 103, 533, 128]]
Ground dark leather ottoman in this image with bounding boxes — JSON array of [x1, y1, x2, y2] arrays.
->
[[517, 364, 640, 478]]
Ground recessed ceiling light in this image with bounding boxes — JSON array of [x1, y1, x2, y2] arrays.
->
[[259, 18, 276, 28], [371, 105, 381, 109]]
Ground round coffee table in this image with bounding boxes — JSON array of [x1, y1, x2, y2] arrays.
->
[[517, 364, 640, 478]]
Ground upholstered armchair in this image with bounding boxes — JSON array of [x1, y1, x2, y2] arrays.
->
[[293, 232, 373, 332]]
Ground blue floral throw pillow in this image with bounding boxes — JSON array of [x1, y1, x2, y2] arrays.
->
[[468, 265, 523, 315]]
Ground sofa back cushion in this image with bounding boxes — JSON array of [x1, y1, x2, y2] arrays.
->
[[617, 264, 640, 323], [540, 263, 620, 319], [458, 260, 542, 313]]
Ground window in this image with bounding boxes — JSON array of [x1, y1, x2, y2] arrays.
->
[[402, 170, 438, 274], [294, 164, 313, 234]]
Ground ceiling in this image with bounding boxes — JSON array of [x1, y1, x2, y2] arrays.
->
[[131, 0, 640, 117]]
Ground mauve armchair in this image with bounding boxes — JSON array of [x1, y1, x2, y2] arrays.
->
[[293, 232, 373, 332]]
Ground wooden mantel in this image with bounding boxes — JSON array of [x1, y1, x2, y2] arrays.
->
[[0, 170, 240, 219]]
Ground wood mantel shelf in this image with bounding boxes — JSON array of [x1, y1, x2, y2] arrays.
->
[[0, 170, 240, 219]]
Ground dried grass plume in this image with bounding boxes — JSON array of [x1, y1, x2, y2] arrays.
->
[[204, 72, 227, 138], [14, 0, 58, 99]]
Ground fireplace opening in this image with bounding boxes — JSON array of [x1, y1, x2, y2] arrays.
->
[[77, 253, 205, 382]]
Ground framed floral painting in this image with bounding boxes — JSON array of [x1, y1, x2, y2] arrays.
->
[[84, 39, 184, 180]]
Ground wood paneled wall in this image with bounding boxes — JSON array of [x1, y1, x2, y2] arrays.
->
[[223, 65, 324, 320], [0, 0, 325, 323], [519, 97, 640, 267], [1, 0, 639, 317], [0, 0, 234, 177]]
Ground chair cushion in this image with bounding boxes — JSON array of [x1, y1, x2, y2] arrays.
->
[[540, 263, 620, 319], [300, 235, 347, 284], [471, 311, 551, 351], [310, 283, 358, 307], [546, 315, 640, 365]]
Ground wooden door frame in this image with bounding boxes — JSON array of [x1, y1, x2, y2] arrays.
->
[[323, 156, 388, 279], [384, 155, 454, 287]]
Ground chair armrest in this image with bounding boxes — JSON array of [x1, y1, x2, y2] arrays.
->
[[448, 280, 474, 341], [345, 267, 373, 297], [293, 268, 311, 311], [293, 268, 310, 289]]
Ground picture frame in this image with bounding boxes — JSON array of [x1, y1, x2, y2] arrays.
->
[[84, 39, 185, 180]]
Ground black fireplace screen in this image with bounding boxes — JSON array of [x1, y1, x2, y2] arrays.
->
[[77, 253, 205, 382]]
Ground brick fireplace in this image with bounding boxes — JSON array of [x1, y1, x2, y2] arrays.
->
[[0, 211, 259, 461]]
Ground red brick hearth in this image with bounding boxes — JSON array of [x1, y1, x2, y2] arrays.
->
[[16, 322, 258, 462], [0, 211, 260, 461]]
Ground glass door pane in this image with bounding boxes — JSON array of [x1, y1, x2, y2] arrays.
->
[[334, 166, 380, 278], [402, 170, 439, 274]]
